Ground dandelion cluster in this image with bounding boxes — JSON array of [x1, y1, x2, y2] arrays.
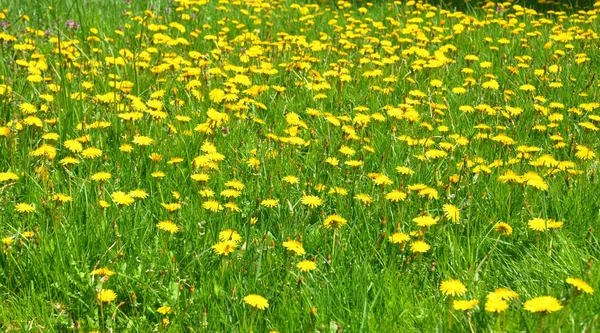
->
[[0, 0, 599, 331]]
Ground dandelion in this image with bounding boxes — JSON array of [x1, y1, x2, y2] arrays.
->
[[323, 215, 347, 229], [132, 135, 154, 146], [261, 198, 279, 208], [453, 299, 479, 311], [157, 221, 180, 234], [91, 172, 111, 182], [219, 229, 242, 243], [283, 240, 306, 256], [15, 203, 36, 213], [244, 294, 269, 310], [97, 289, 117, 303], [301, 195, 323, 208], [410, 241, 430, 254], [565, 278, 594, 295], [528, 218, 547, 232], [297, 260, 317, 272], [389, 232, 410, 244], [157, 306, 174, 315], [90, 267, 115, 276], [440, 280, 467, 297], [494, 222, 513, 236], [443, 204, 460, 223], [412, 214, 438, 228], [212, 241, 237, 256], [111, 191, 134, 206], [485, 298, 508, 313]]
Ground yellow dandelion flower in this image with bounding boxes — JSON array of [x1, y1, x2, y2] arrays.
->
[[297, 260, 317, 272], [161, 203, 181, 212], [15, 203, 36, 213], [157, 221, 180, 233], [388, 232, 410, 244], [440, 279, 467, 297], [132, 135, 154, 146], [244, 294, 269, 310], [212, 241, 237, 256], [97, 289, 117, 303], [111, 191, 135, 206], [494, 222, 513, 236], [566, 278, 594, 295], [528, 218, 548, 232], [90, 267, 115, 276], [91, 172, 111, 182], [301, 195, 323, 208], [443, 204, 460, 223], [219, 229, 242, 243], [412, 214, 438, 227], [453, 300, 479, 311], [283, 240, 306, 256], [157, 306, 174, 315], [485, 298, 509, 313], [410, 241, 431, 254], [261, 199, 279, 208], [523, 296, 563, 313], [323, 215, 347, 229]]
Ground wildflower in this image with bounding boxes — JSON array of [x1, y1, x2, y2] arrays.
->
[[212, 241, 237, 256], [410, 241, 431, 254], [132, 135, 154, 146], [566, 278, 594, 295], [82, 147, 103, 159], [354, 193, 372, 205], [443, 204, 460, 223], [283, 240, 306, 256], [528, 218, 548, 232], [161, 203, 181, 212], [297, 260, 317, 272], [523, 296, 563, 313], [388, 232, 410, 244], [440, 280, 467, 297], [453, 300, 479, 311], [0, 172, 18, 182], [485, 298, 509, 313], [385, 190, 407, 202], [494, 222, 513, 236], [261, 199, 279, 208], [282, 175, 299, 184], [413, 214, 438, 227], [157, 306, 174, 315], [91, 172, 111, 182], [202, 200, 223, 212], [111, 191, 134, 206], [487, 288, 519, 301], [15, 203, 36, 213], [244, 294, 269, 310], [129, 189, 149, 199], [301, 195, 323, 208], [97, 289, 117, 303], [323, 215, 347, 229], [157, 221, 180, 234], [90, 267, 115, 276], [219, 229, 242, 243]]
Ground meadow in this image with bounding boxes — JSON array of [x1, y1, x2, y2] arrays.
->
[[0, 0, 599, 331]]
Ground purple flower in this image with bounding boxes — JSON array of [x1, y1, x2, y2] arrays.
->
[[65, 19, 80, 29]]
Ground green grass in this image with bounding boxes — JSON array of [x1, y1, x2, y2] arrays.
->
[[0, 0, 600, 331]]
